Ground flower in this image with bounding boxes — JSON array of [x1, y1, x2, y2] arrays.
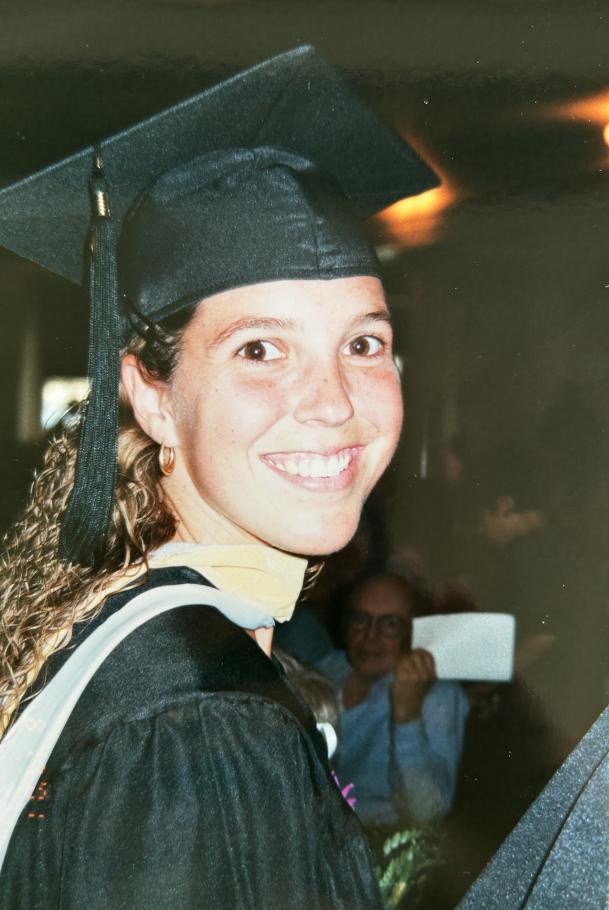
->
[[332, 770, 357, 809]]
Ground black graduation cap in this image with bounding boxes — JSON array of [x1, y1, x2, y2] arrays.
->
[[0, 45, 438, 567]]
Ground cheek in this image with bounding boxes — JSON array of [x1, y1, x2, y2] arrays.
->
[[346, 629, 362, 651], [224, 377, 290, 445], [386, 371, 405, 431], [178, 374, 290, 471], [356, 369, 404, 446], [386, 641, 404, 663]]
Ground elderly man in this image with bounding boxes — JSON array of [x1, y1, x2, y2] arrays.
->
[[317, 573, 469, 827]]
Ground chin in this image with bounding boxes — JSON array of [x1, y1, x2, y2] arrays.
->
[[351, 661, 386, 681], [276, 514, 361, 558]]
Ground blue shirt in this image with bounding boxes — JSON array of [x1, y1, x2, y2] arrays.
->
[[317, 650, 470, 826]]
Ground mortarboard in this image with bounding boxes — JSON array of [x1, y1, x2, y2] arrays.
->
[[0, 45, 439, 567]]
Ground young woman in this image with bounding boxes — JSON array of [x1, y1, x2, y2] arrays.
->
[[0, 46, 437, 907]]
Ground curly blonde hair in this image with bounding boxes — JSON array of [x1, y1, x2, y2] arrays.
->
[[0, 303, 323, 734], [0, 313, 190, 733]]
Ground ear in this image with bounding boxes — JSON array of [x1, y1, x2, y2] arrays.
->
[[120, 354, 180, 447]]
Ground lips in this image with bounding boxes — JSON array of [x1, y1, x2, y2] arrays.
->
[[260, 446, 364, 491]]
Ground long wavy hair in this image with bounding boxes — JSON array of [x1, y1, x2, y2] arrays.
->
[[0, 309, 194, 733]]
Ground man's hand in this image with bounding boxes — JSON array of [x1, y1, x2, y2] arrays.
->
[[391, 648, 437, 724]]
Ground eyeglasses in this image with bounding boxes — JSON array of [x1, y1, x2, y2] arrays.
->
[[345, 609, 408, 640]]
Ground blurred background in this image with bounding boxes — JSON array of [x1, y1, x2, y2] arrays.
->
[[1, 1, 608, 904]]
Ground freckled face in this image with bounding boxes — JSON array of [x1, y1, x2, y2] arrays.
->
[[166, 276, 403, 555]]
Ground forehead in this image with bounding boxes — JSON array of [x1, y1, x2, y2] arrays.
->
[[352, 577, 413, 617], [186, 275, 388, 336]]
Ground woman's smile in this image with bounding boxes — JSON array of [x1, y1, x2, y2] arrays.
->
[[260, 445, 364, 490]]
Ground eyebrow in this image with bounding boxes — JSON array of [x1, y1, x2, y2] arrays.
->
[[354, 310, 393, 328], [209, 309, 392, 349], [209, 317, 295, 349]]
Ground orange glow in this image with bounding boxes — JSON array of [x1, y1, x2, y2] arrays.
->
[[553, 90, 609, 149], [558, 91, 609, 124], [376, 183, 457, 246], [545, 90, 609, 159]]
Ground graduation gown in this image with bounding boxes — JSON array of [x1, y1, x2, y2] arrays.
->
[[1, 566, 382, 909], [457, 705, 609, 909]]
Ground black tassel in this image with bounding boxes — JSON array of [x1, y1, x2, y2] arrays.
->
[[59, 148, 121, 567]]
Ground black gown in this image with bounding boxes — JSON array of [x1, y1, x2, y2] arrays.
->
[[457, 705, 609, 909], [1, 566, 382, 909]]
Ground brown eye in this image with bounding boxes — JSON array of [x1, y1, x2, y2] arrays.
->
[[345, 335, 384, 357], [237, 340, 282, 362]]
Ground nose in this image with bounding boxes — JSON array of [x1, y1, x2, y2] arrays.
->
[[293, 358, 355, 426], [363, 617, 381, 642]]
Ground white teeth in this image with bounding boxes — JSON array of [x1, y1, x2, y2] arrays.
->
[[284, 457, 300, 476], [310, 456, 326, 478], [267, 449, 354, 478], [297, 458, 310, 477], [327, 454, 340, 477]]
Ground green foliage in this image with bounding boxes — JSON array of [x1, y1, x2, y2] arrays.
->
[[372, 827, 441, 910]]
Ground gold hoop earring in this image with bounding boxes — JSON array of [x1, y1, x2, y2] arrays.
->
[[158, 445, 176, 477]]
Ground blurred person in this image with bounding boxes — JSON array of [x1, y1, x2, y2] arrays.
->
[[318, 573, 469, 827]]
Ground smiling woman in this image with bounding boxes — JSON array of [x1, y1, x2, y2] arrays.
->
[[123, 277, 402, 557], [0, 46, 436, 908]]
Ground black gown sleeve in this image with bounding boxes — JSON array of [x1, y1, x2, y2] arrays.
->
[[457, 705, 609, 909], [3, 690, 381, 910]]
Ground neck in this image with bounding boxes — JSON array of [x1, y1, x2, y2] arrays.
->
[[247, 626, 274, 657]]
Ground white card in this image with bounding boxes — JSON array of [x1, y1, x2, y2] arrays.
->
[[411, 612, 515, 681]]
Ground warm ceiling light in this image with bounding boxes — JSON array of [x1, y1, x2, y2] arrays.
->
[[545, 89, 609, 160], [553, 91, 609, 150], [376, 183, 457, 246], [559, 91, 609, 124]]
